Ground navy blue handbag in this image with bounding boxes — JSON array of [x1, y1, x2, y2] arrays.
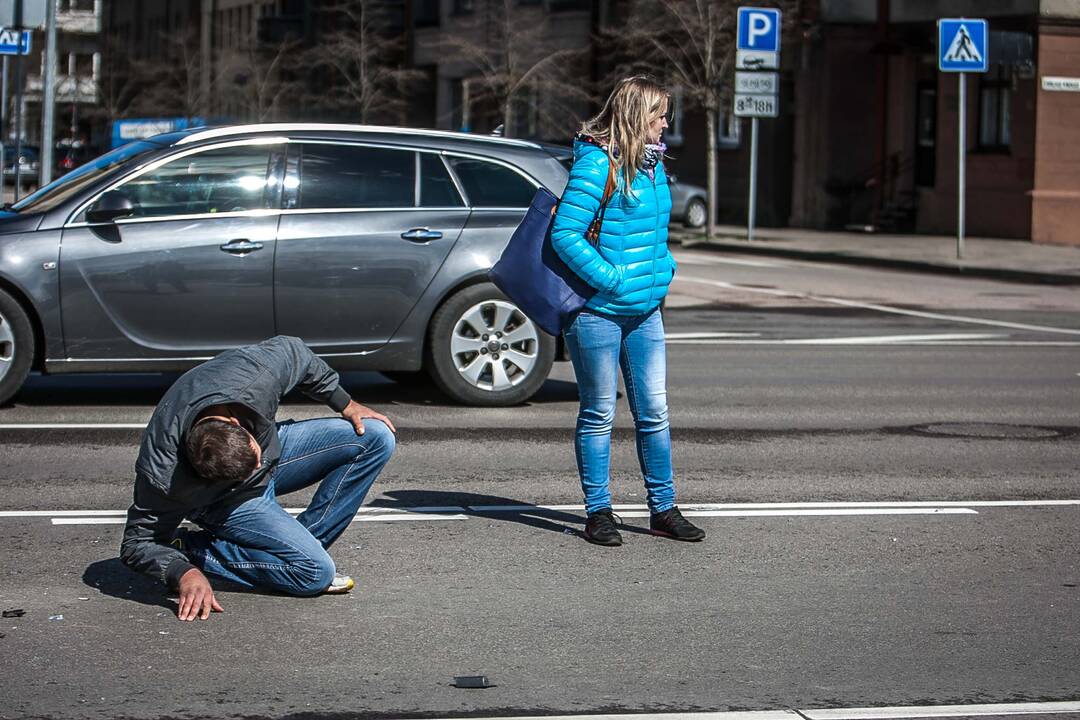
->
[[489, 168, 616, 336]]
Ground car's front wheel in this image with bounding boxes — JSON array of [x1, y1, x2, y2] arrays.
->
[[0, 289, 34, 406], [426, 283, 555, 406]]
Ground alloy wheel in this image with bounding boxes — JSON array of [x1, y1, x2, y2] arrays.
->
[[449, 300, 539, 392]]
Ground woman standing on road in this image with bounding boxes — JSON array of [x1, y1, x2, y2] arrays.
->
[[551, 76, 704, 547]]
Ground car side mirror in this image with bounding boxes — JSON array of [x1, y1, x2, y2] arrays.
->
[[86, 190, 135, 224]]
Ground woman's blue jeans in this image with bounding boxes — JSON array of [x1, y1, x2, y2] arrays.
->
[[563, 308, 675, 515], [181, 417, 395, 596]]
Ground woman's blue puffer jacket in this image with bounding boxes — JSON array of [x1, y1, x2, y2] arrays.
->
[[551, 139, 676, 317]]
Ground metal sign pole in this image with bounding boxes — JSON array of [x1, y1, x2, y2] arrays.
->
[[747, 116, 759, 242], [12, 0, 22, 200], [1, 55, 6, 199], [957, 72, 966, 260]]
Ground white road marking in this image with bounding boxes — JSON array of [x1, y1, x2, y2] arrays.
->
[[590, 508, 977, 518], [427, 700, 1080, 720], [674, 253, 782, 268], [668, 340, 1080, 347], [665, 332, 762, 340], [5, 500, 1078, 520], [801, 700, 1080, 719], [50, 512, 468, 526], [0, 423, 149, 429], [676, 275, 1080, 336], [667, 333, 1005, 345]]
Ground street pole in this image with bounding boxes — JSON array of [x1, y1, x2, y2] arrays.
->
[[957, 72, 966, 260], [13, 0, 23, 200], [1, 55, 7, 198], [40, 0, 56, 186], [747, 116, 758, 242]]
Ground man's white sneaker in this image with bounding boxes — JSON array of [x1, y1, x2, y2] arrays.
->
[[324, 573, 355, 594]]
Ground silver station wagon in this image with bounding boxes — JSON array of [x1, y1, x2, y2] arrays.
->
[[0, 124, 573, 406]]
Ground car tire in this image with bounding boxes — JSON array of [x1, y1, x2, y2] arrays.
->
[[684, 198, 707, 229], [0, 289, 34, 407], [425, 283, 555, 406]]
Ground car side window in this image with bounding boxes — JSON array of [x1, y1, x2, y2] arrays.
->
[[419, 153, 463, 207], [300, 144, 415, 209], [121, 145, 273, 218], [446, 157, 535, 208]]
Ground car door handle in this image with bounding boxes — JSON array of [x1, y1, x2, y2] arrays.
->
[[400, 228, 443, 242], [219, 238, 264, 254]]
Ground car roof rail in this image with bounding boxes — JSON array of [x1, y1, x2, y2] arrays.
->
[[175, 123, 543, 150]]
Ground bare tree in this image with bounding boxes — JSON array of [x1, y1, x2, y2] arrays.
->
[[133, 26, 206, 121], [610, 0, 797, 241], [439, 0, 595, 139], [218, 37, 301, 122], [88, 34, 143, 125], [304, 0, 424, 124]]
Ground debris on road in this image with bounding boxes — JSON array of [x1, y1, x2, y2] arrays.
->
[[453, 675, 494, 689], [48, 614, 63, 621], [2, 609, 25, 618]]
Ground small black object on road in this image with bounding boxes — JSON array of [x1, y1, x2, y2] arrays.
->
[[2, 609, 25, 618], [452, 675, 494, 689]]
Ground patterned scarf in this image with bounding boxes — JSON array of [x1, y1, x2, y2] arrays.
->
[[575, 133, 666, 180]]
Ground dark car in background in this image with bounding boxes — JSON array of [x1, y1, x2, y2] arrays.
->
[[3, 145, 40, 187], [0, 124, 574, 407], [542, 143, 708, 228]]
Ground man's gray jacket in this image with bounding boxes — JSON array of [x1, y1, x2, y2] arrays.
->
[[119, 335, 352, 589]]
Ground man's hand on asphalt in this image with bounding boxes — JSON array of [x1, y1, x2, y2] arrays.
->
[[177, 568, 224, 621], [341, 400, 397, 435]]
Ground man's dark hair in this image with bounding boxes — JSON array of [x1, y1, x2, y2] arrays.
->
[[185, 419, 258, 483]]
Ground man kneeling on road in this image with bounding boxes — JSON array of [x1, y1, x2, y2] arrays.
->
[[120, 335, 396, 621]]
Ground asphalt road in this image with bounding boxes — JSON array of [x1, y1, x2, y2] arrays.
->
[[0, 249, 1078, 720]]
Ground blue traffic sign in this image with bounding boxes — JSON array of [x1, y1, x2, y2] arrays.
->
[[737, 7, 781, 53], [938, 18, 988, 73], [0, 27, 31, 55]]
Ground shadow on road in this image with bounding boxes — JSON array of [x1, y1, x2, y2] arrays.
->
[[374, 490, 654, 540], [82, 558, 177, 613]]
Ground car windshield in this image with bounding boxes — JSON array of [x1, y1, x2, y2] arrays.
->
[[11, 141, 161, 214]]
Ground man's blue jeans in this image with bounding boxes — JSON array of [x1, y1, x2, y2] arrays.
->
[[181, 418, 395, 596], [563, 308, 675, 515]]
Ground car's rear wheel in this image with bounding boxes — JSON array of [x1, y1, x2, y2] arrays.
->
[[685, 198, 707, 228], [0, 289, 34, 406], [426, 283, 555, 406]]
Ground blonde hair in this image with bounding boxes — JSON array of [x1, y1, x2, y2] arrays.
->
[[580, 75, 670, 192]]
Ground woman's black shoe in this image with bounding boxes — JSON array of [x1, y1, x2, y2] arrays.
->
[[650, 506, 706, 541], [584, 508, 623, 546]]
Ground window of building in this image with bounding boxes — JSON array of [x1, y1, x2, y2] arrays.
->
[[719, 109, 741, 150], [121, 146, 274, 218], [75, 53, 94, 77], [446, 157, 535, 207], [665, 86, 685, 147], [978, 65, 1011, 152], [453, 0, 475, 15], [420, 153, 464, 207], [299, 144, 415, 209]]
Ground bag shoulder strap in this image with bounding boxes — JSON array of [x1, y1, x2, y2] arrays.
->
[[585, 157, 617, 244]]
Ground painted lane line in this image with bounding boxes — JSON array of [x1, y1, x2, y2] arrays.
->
[[588, 508, 977, 518], [676, 275, 1080, 336], [50, 513, 468, 526], [7, 500, 1078, 520], [431, 712, 798, 720], [0, 423, 149, 429], [801, 699, 1080, 719], [667, 333, 1004, 345], [665, 332, 762, 339], [667, 339, 1080, 347], [673, 254, 782, 268]]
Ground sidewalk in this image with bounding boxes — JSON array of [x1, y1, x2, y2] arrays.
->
[[670, 225, 1080, 286]]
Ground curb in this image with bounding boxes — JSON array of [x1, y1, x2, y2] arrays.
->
[[674, 237, 1080, 287]]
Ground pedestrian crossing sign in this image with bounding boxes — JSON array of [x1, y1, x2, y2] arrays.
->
[[938, 18, 988, 72]]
